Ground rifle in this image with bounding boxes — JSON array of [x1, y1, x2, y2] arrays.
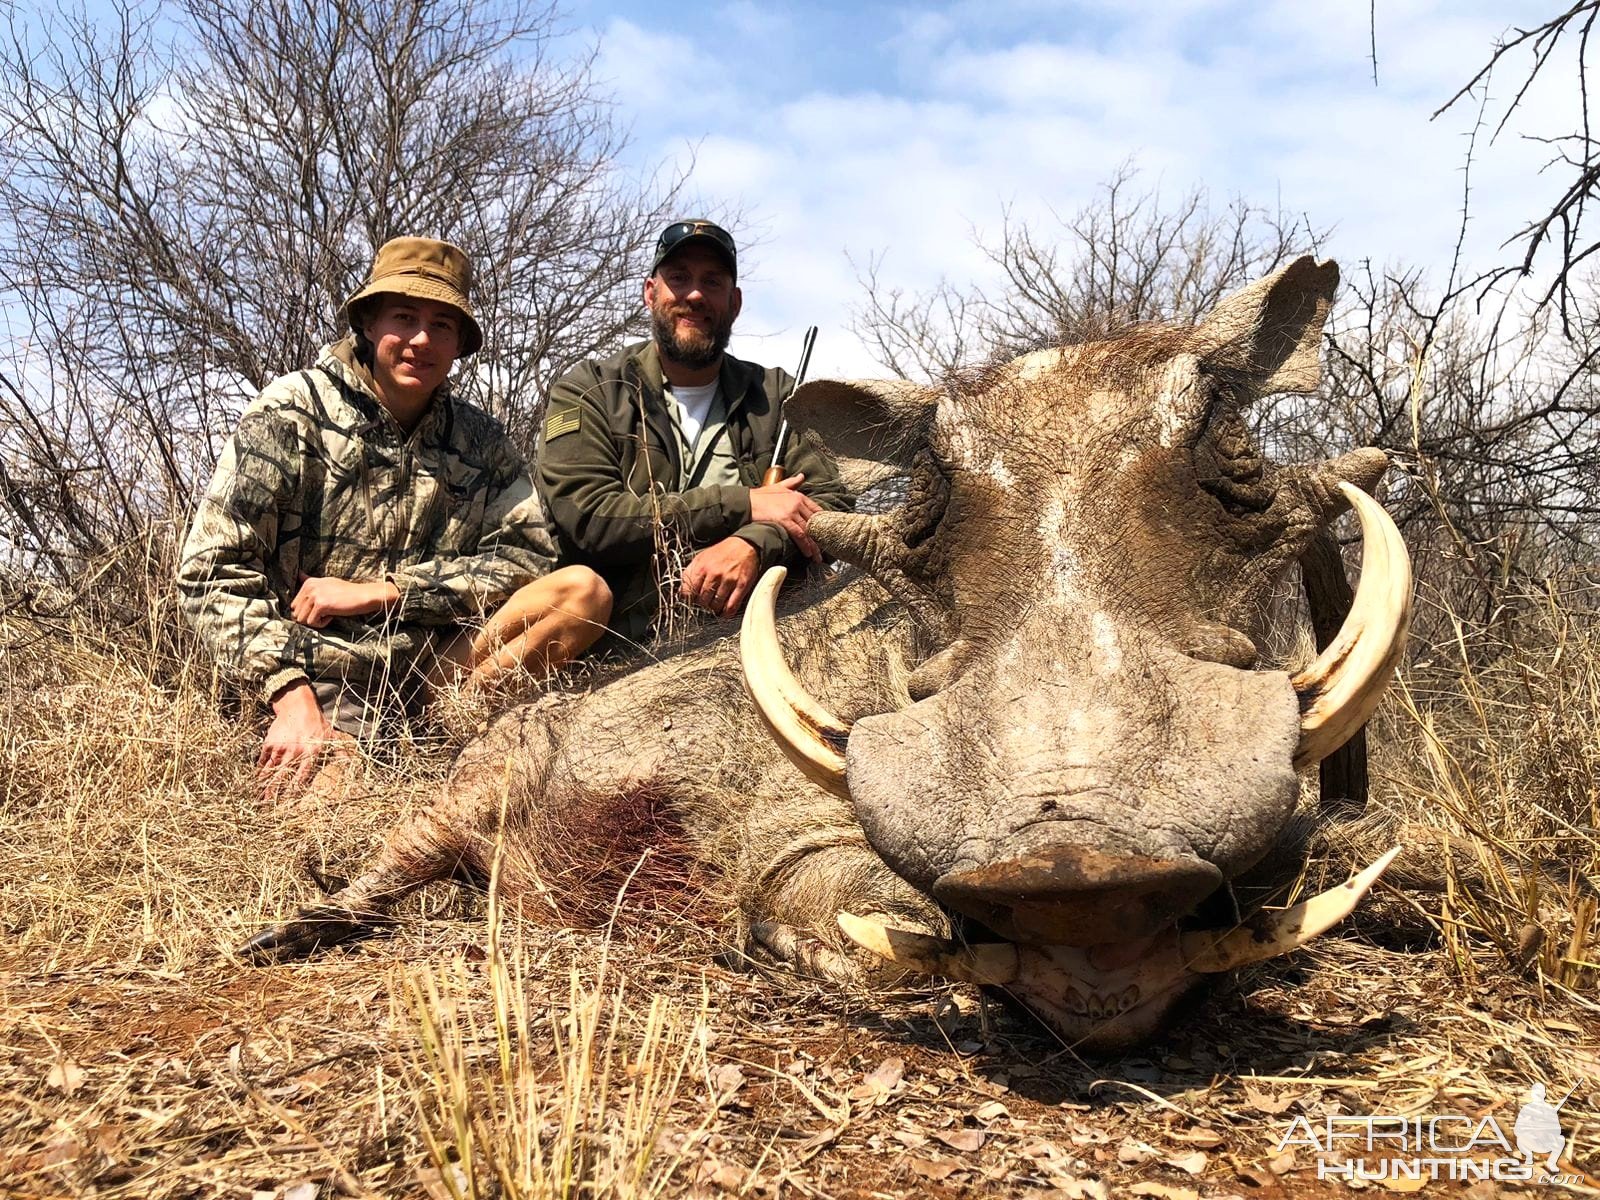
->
[[761, 324, 818, 486]]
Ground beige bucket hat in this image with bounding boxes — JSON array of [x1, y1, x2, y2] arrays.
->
[[339, 236, 483, 357]]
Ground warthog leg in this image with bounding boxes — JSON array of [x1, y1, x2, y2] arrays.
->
[[748, 921, 865, 983], [239, 899, 388, 962], [730, 798, 950, 983], [241, 705, 561, 963], [240, 804, 474, 962]]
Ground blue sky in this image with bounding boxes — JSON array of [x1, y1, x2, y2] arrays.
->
[[560, 0, 1571, 376]]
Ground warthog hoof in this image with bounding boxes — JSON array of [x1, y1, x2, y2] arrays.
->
[[748, 921, 864, 984], [239, 903, 377, 963], [749, 915, 948, 986]]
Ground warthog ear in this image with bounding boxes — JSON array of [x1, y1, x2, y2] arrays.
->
[[1194, 256, 1339, 396], [787, 379, 940, 491]]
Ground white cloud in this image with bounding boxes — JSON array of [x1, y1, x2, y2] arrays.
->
[[588, 0, 1578, 379], [592, 18, 741, 128]]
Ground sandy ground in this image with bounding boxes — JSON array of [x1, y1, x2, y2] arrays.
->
[[1, 624, 1596, 1198]]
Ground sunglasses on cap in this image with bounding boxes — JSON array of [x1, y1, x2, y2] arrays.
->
[[653, 220, 737, 276]]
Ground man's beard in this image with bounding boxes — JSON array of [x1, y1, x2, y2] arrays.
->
[[652, 305, 732, 370]]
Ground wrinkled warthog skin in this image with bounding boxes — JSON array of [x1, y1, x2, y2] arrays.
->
[[246, 258, 1397, 1050]]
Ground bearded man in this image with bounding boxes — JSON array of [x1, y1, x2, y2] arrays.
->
[[536, 219, 850, 646]]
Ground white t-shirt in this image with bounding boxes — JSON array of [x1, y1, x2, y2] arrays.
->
[[666, 380, 719, 448]]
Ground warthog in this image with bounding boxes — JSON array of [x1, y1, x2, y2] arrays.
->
[[246, 257, 1412, 1050]]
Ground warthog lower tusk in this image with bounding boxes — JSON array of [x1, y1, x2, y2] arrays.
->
[[1293, 482, 1413, 769], [837, 912, 1020, 985], [740, 566, 853, 797], [1179, 846, 1402, 973]]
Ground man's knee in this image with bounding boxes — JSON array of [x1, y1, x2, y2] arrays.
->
[[545, 565, 612, 625]]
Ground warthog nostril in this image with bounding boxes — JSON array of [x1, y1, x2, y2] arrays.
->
[[932, 845, 1223, 946]]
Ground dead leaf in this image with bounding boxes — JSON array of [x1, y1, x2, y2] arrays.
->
[[1130, 1184, 1199, 1200], [280, 1184, 318, 1200], [698, 1159, 743, 1190], [935, 1129, 984, 1153], [1045, 1177, 1110, 1200], [794, 1122, 847, 1160], [1242, 1085, 1297, 1115], [1266, 1150, 1298, 1174], [1169, 1127, 1224, 1148], [909, 1156, 960, 1181], [38, 1133, 81, 1169], [890, 1128, 928, 1149], [1375, 1176, 1428, 1193], [973, 1099, 1009, 1122], [415, 1163, 471, 1200], [708, 1063, 746, 1107], [1166, 1149, 1208, 1175], [1117, 1137, 1159, 1165], [849, 1055, 904, 1102], [1234, 1165, 1282, 1190], [46, 1059, 84, 1096]]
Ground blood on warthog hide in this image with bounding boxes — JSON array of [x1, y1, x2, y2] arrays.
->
[[244, 257, 1412, 1052], [494, 781, 707, 928]]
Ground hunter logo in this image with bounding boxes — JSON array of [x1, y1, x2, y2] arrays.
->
[[1515, 1084, 1573, 1173], [1275, 1083, 1583, 1185]]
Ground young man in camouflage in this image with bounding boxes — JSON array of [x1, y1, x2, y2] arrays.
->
[[177, 237, 612, 800], [536, 219, 850, 646]]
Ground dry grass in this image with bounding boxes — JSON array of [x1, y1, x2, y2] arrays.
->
[[1380, 578, 1600, 992], [2, 579, 1598, 1199], [406, 888, 710, 1200]]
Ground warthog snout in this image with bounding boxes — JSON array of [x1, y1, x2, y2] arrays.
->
[[931, 845, 1224, 945]]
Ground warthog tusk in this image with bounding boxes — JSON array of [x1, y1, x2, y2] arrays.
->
[[837, 912, 1021, 985], [740, 566, 853, 797], [1292, 482, 1413, 769], [1179, 846, 1401, 973]]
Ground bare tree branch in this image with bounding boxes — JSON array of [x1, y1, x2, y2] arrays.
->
[[850, 164, 1317, 380], [0, 0, 682, 616], [1438, 3, 1600, 335]]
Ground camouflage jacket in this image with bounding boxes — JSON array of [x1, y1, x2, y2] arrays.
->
[[176, 339, 557, 702], [536, 340, 852, 642]]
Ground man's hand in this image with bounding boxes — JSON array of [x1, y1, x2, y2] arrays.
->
[[681, 537, 761, 618], [290, 576, 399, 628], [748, 473, 822, 562], [258, 681, 337, 803]]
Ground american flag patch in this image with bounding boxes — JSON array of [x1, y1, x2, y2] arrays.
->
[[545, 408, 581, 440]]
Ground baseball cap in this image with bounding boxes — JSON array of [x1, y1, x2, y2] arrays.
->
[[650, 219, 737, 280]]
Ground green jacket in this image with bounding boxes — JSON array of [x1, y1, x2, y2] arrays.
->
[[537, 341, 852, 642], [176, 339, 558, 703]]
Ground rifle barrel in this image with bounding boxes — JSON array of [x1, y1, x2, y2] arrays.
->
[[763, 325, 818, 485]]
